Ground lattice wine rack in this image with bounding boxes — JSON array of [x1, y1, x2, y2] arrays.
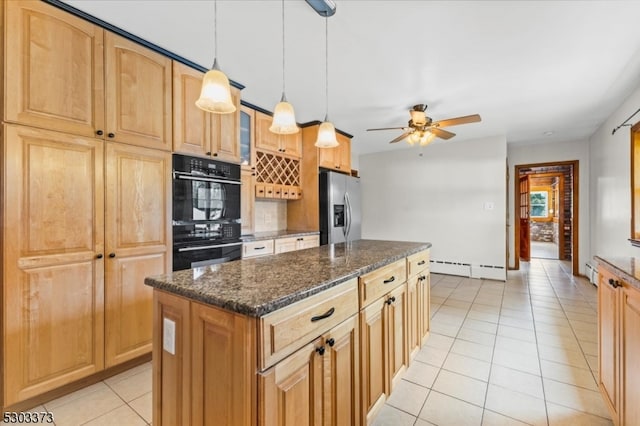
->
[[255, 151, 300, 186]]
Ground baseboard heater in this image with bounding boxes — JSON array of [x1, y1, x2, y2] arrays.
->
[[430, 260, 506, 281]]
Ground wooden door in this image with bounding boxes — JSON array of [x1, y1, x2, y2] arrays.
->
[[598, 269, 620, 422], [172, 62, 210, 157], [210, 86, 241, 163], [4, 0, 105, 138], [621, 285, 640, 426], [519, 175, 531, 261], [259, 340, 324, 426], [2, 125, 105, 406], [418, 274, 431, 345], [241, 169, 255, 235], [359, 298, 387, 425], [387, 284, 408, 393], [324, 315, 360, 426], [104, 142, 171, 367], [105, 33, 172, 150], [255, 111, 281, 153], [407, 277, 420, 361], [192, 303, 256, 426]]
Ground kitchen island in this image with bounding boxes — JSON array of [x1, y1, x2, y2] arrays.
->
[[145, 239, 431, 426]]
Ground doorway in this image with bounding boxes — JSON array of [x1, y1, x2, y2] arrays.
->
[[514, 161, 579, 275]]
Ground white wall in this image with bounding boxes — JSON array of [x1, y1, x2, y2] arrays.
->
[[359, 135, 507, 279], [589, 84, 640, 260], [507, 139, 590, 273]]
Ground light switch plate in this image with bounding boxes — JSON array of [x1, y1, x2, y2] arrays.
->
[[163, 317, 176, 355]]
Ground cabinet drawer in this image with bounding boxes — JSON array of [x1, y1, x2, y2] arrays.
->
[[407, 250, 430, 278], [243, 240, 274, 258], [259, 278, 358, 370], [359, 259, 407, 308]]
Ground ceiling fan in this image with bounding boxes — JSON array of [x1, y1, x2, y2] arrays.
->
[[367, 104, 481, 145]]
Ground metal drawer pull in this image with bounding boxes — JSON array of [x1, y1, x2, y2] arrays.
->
[[254, 246, 266, 250], [383, 276, 395, 284], [417, 260, 426, 265], [311, 307, 335, 322]]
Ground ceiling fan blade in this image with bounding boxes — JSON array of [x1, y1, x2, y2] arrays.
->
[[430, 127, 456, 140], [366, 126, 407, 131], [433, 114, 481, 128], [389, 132, 411, 144]]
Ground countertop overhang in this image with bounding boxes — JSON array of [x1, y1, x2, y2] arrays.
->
[[145, 239, 431, 317], [594, 256, 640, 290]]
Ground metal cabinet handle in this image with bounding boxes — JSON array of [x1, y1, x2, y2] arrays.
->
[[326, 338, 335, 347], [383, 276, 395, 284], [96, 130, 104, 136], [608, 278, 621, 288], [316, 346, 325, 355], [417, 260, 426, 265], [107, 132, 115, 138], [254, 246, 266, 250], [96, 254, 103, 259], [108, 253, 116, 258], [311, 307, 335, 322]]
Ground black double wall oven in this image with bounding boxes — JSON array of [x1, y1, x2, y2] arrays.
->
[[172, 154, 242, 271]]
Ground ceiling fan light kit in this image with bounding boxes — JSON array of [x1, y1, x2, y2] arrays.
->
[[367, 104, 481, 146], [195, 0, 236, 114]]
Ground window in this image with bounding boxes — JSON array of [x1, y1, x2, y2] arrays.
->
[[530, 191, 548, 218]]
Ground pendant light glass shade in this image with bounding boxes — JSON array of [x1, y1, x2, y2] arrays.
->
[[419, 131, 437, 146], [315, 119, 339, 148], [195, 59, 236, 114], [270, 94, 299, 134]]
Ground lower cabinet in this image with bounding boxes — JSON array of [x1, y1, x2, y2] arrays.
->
[[275, 235, 320, 254], [259, 315, 360, 426], [598, 265, 640, 426]]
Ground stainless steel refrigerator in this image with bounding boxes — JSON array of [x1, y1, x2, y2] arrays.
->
[[319, 170, 362, 245]]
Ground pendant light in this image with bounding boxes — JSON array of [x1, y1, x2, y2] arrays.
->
[[315, 14, 339, 148], [270, 0, 299, 134], [195, 0, 236, 114]]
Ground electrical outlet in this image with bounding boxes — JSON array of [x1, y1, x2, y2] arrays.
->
[[163, 317, 176, 355]]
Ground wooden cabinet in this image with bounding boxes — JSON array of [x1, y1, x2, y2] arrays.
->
[[407, 250, 431, 360], [2, 125, 106, 406], [319, 132, 351, 173], [243, 240, 275, 258], [4, 0, 105, 138], [255, 110, 302, 159], [172, 62, 241, 162], [241, 169, 256, 235], [598, 265, 640, 426], [104, 142, 172, 367], [240, 105, 257, 169], [274, 235, 320, 254], [4, 1, 173, 150], [259, 314, 360, 426], [358, 261, 408, 425]]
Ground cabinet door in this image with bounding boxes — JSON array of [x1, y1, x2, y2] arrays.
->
[[241, 169, 255, 235], [359, 298, 387, 425], [318, 142, 336, 170], [324, 315, 360, 426], [240, 105, 256, 168], [598, 270, 620, 421], [211, 87, 241, 163], [298, 235, 320, 250], [3, 125, 105, 406], [104, 143, 172, 367], [5, 0, 105, 138], [282, 132, 302, 159], [418, 274, 431, 345], [172, 62, 210, 157], [259, 340, 324, 426], [621, 285, 640, 426], [387, 284, 408, 392], [337, 134, 351, 172], [407, 277, 420, 362], [276, 237, 299, 254], [105, 33, 172, 150], [255, 111, 281, 153]]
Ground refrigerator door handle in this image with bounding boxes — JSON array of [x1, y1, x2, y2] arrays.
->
[[345, 192, 352, 239]]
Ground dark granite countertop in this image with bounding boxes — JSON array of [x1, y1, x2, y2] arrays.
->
[[241, 230, 320, 242], [145, 239, 431, 317], [594, 257, 640, 290]]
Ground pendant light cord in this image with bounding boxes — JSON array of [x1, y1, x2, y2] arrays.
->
[[325, 15, 329, 120], [282, 0, 286, 96], [213, 0, 218, 67]]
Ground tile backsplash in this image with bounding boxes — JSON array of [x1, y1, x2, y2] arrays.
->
[[254, 200, 287, 232]]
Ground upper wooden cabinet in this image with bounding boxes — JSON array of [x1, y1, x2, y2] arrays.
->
[[4, 0, 105, 137], [240, 105, 256, 169], [5, 1, 173, 150], [319, 132, 351, 172], [255, 110, 302, 159], [172, 61, 241, 162]]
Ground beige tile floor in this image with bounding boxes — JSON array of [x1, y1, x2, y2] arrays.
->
[[5, 258, 609, 426]]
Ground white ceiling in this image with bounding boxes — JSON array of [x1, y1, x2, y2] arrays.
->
[[64, 0, 640, 157]]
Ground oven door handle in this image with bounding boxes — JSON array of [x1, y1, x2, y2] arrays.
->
[[174, 173, 241, 185], [177, 242, 243, 252]]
